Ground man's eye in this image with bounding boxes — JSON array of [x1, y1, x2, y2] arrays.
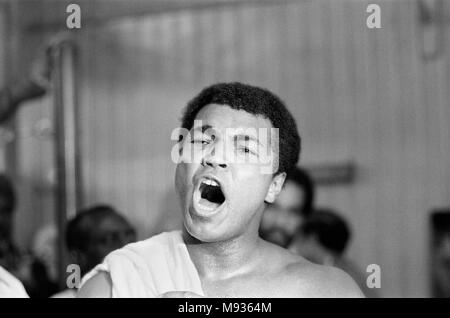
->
[[191, 139, 210, 145], [239, 146, 254, 154]]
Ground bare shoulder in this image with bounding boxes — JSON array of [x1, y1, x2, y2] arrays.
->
[[77, 272, 112, 298], [262, 242, 364, 298], [287, 260, 365, 298]]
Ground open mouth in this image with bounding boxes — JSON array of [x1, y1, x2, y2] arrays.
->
[[195, 178, 226, 213]]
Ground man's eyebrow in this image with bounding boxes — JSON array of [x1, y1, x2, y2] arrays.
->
[[192, 125, 213, 133], [233, 134, 262, 146]]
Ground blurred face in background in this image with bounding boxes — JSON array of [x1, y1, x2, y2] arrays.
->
[[259, 181, 305, 248], [81, 215, 136, 273]]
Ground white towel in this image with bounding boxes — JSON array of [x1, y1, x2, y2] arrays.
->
[[80, 231, 204, 298]]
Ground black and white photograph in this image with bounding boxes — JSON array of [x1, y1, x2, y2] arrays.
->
[[0, 0, 449, 302]]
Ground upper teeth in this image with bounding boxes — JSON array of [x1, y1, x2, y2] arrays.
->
[[202, 179, 219, 187]]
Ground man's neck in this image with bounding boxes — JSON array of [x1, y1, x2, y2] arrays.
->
[[183, 229, 262, 281]]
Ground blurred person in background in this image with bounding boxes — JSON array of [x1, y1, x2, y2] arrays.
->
[[0, 46, 53, 297], [26, 225, 59, 298], [431, 212, 450, 298], [0, 174, 57, 298], [0, 174, 20, 274], [289, 208, 377, 297], [259, 167, 315, 248], [52, 205, 137, 297], [1, 204, 136, 297], [433, 232, 450, 297]]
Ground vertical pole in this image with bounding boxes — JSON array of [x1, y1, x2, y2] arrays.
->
[[0, 2, 16, 174], [0, 3, 7, 171], [51, 41, 82, 289]]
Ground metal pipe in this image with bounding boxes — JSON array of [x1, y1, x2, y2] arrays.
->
[[51, 40, 82, 288]]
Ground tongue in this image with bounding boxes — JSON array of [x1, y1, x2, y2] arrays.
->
[[198, 197, 221, 210]]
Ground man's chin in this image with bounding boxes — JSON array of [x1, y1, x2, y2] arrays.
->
[[183, 219, 228, 244]]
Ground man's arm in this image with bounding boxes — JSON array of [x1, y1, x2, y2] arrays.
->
[[77, 272, 113, 298]]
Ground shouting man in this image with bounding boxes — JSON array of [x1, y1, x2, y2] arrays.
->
[[78, 83, 363, 298]]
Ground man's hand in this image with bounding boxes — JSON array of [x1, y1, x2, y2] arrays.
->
[[0, 266, 29, 298]]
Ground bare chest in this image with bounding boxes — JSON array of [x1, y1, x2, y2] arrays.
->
[[201, 272, 304, 298]]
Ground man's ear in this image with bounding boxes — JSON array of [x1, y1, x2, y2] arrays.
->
[[264, 172, 286, 204]]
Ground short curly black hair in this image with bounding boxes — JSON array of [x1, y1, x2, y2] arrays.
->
[[65, 205, 121, 251], [180, 82, 301, 175]]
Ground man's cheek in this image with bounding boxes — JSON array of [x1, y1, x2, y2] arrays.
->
[[175, 164, 188, 195], [178, 140, 206, 165], [238, 169, 271, 192], [175, 162, 197, 199]]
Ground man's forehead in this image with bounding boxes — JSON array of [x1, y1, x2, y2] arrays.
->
[[192, 124, 263, 139]]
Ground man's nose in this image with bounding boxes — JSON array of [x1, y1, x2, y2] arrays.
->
[[202, 142, 228, 169]]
